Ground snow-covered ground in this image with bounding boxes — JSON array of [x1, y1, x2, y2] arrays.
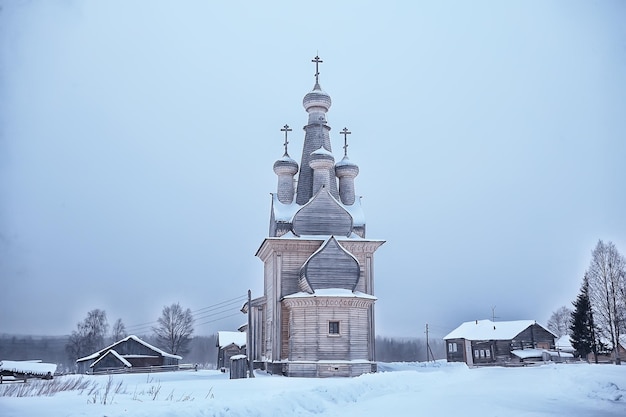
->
[[1, 361, 625, 416]]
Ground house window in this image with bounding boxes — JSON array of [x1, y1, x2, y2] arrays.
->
[[329, 321, 340, 335], [474, 349, 479, 358], [479, 350, 485, 358], [448, 342, 457, 353], [485, 349, 491, 358]]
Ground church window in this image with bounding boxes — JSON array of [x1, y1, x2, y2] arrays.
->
[[329, 321, 340, 335]]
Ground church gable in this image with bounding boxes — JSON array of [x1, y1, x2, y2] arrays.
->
[[300, 237, 360, 291], [292, 186, 353, 237]]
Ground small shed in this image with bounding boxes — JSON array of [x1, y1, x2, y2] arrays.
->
[[229, 354, 248, 379], [216, 331, 246, 370], [444, 319, 557, 366], [76, 335, 181, 374]]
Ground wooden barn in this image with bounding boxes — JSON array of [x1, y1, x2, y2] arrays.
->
[[245, 56, 385, 377], [76, 335, 181, 374], [216, 331, 246, 370], [444, 319, 557, 366]]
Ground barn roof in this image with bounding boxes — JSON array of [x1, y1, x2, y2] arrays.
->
[[217, 331, 246, 349], [77, 335, 182, 362], [90, 349, 132, 368], [444, 319, 556, 341]]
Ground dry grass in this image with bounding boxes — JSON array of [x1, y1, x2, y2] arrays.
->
[[0, 375, 98, 397]]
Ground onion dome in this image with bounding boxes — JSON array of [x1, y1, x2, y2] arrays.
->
[[335, 156, 359, 178], [309, 146, 335, 170], [303, 82, 332, 113], [309, 146, 335, 195], [336, 156, 359, 206], [273, 155, 299, 176]]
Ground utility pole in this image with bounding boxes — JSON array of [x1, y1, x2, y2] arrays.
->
[[491, 305, 499, 322], [425, 323, 430, 362], [247, 289, 254, 378]]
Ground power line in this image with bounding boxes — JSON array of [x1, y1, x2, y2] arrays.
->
[[125, 293, 248, 333]]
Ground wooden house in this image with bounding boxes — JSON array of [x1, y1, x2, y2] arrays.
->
[[216, 331, 246, 370], [586, 335, 626, 363], [245, 57, 385, 377], [76, 335, 181, 374], [444, 320, 557, 366]]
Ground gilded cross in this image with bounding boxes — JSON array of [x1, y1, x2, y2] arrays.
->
[[312, 55, 323, 83], [280, 124, 292, 156], [341, 127, 351, 157]]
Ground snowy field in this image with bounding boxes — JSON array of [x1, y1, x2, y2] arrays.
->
[[1, 361, 625, 417]]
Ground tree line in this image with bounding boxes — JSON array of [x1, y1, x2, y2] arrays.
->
[[0, 332, 442, 371], [2, 297, 445, 370], [546, 240, 626, 364]]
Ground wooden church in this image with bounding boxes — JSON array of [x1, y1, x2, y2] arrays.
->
[[245, 56, 385, 377]]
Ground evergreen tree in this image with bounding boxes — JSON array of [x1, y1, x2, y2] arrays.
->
[[569, 275, 598, 362]]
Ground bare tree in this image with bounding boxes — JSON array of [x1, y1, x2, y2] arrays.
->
[[586, 240, 626, 364], [547, 306, 572, 337], [153, 302, 194, 355], [65, 309, 109, 362], [111, 318, 127, 342]]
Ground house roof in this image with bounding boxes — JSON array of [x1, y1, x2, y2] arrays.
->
[[76, 335, 182, 362], [217, 331, 246, 349], [556, 335, 575, 353], [90, 349, 132, 368], [443, 319, 556, 341]]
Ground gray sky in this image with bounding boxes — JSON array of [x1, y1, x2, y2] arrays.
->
[[1, 0, 625, 340]]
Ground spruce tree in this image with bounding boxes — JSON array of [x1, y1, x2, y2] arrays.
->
[[569, 275, 598, 362]]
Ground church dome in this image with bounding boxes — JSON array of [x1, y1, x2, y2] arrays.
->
[[309, 146, 335, 170], [335, 156, 359, 178], [273, 155, 299, 176], [303, 83, 332, 112]]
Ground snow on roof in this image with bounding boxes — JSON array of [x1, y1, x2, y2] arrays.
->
[[444, 319, 555, 341], [511, 349, 545, 359], [0, 360, 57, 376], [511, 349, 575, 360], [90, 349, 132, 368], [283, 289, 377, 300], [556, 335, 575, 353], [217, 331, 246, 349], [230, 354, 247, 360], [271, 193, 366, 227], [77, 335, 182, 362]]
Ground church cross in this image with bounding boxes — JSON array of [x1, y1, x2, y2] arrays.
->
[[280, 124, 292, 156], [312, 55, 323, 83], [341, 127, 351, 157]]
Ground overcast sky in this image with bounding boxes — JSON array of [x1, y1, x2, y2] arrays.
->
[[1, 0, 625, 340]]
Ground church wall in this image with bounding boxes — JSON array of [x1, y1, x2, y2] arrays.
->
[[284, 298, 372, 362], [263, 259, 275, 361], [281, 250, 315, 296]]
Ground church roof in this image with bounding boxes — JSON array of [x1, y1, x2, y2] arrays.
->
[[303, 82, 332, 112], [283, 288, 377, 300], [292, 186, 353, 237], [299, 236, 360, 292]]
